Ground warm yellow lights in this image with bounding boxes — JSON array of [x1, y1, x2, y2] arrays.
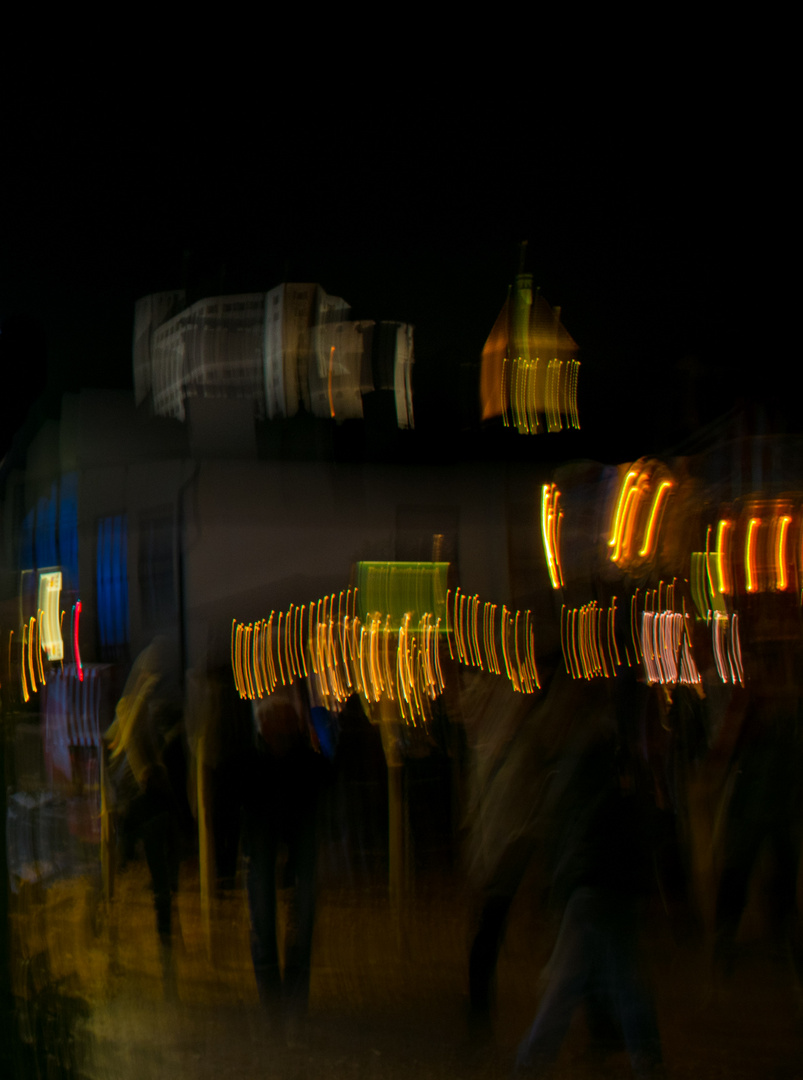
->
[[640, 601, 701, 686], [639, 482, 673, 558], [716, 519, 731, 595], [560, 584, 701, 688], [561, 601, 618, 681], [20, 623, 30, 703], [481, 280, 580, 434], [231, 579, 541, 724], [498, 356, 581, 436], [609, 471, 638, 552], [609, 465, 673, 569], [541, 484, 564, 589], [702, 506, 801, 597], [38, 572, 64, 661], [233, 595, 448, 725], [228, 491, 803, 715]]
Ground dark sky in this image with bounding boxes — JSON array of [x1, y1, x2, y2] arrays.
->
[[0, 46, 780, 462]]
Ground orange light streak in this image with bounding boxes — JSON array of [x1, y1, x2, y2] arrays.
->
[[231, 620, 242, 697], [561, 609, 574, 673], [618, 484, 642, 563], [252, 621, 263, 698], [488, 604, 500, 674], [328, 346, 336, 418], [27, 617, 38, 694], [471, 595, 483, 671], [745, 518, 761, 593], [276, 612, 286, 685], [776, 515, 791, 590], [359, 624, 369, 701], [383, 616, 394, 700], [514, 610, 525, 689], [608, 597, 621, 667], [596, 606, 609, 678], [20, 624, 29, 703], [434, 618, 445, 691], [570, 608, 582, 680]]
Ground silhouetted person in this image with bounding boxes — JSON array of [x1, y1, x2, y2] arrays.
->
[[105, 636, 190, 997], [464, 663, 605, 1031], [515, 734, 664, 1079], [240, 678, 329, 1043], [713, 645, 803, 992]]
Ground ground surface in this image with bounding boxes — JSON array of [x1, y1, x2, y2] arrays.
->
[[11, 860, 803, 1079]]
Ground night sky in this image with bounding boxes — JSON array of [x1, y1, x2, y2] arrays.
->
[[1, 46, 779, 464]]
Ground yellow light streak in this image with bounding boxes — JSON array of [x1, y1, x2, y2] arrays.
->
[[639, 481, 672, 558], [704, 527, 717, 605], [716, 520, 731, 594], [20, 624, 29, 703], [609, 470, 638, 550], [541, 484, 564, 589], [618, 483, 643, 563], [35, 610, 46, 687], [383, 615, 394, 700]]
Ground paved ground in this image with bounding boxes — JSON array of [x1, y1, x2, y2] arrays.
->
[[10, 860, 803, 1079]]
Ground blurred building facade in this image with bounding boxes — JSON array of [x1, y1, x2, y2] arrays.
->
[[134, 283, 414, 430]]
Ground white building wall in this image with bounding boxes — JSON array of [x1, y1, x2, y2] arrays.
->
[[151, 294, 266, 420], [393, 322, 415, 429], [133, 291, 185, 407], [310, 320, 373, 421], [263, 284, 352, 419], [140, 282, 416, 429]]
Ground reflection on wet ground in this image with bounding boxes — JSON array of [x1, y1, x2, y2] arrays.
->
[[10, 857, 803, 1079]]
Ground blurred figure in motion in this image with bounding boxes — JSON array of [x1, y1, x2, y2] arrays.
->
[[463, 658, 565, 1031], [713, 642, 803, 995], [514, 682, 665, 1080], [104, 635, 190, 997], [241, 677, 331, 1044]]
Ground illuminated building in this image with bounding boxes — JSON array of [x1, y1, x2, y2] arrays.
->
[[479, 271, 580, 433], [134, 283, 415, 429]]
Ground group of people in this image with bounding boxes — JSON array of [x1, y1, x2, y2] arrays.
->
[[466, 643, 803, 1078], [104, 636, 328, 1039], [103, 633, 803, 1077]]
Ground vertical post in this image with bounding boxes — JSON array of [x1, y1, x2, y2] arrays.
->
[[99, 741, 114, 904], [196, 730, 215, 960], [379, 704, 408, 946], [0, 705, 19, 1079]]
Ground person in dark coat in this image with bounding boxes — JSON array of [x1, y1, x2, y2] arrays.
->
[[515, 731, 665, 1079], [713, 644, 803, 991], [105, 635, 190, 997], [240, 678, 329, 1042]]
